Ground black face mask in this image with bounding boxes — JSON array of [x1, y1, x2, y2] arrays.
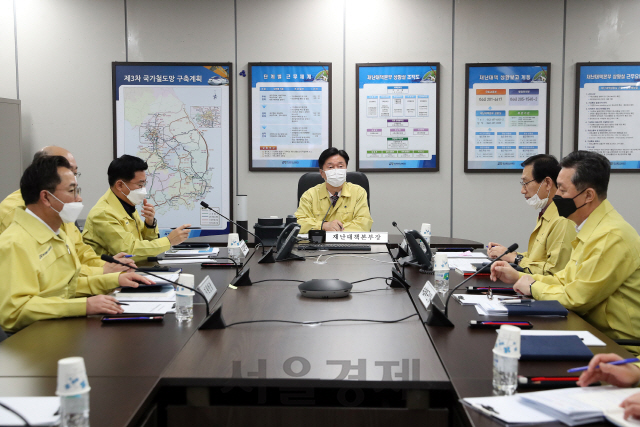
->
[[553, 189, 587, 218]]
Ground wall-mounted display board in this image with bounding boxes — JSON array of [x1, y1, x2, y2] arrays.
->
[[575, 62, 640, 171], [112, 62, 232, 235], [465, 63, 550, 172], [356, 63, 440, 172], [249, 63, 332, 171]]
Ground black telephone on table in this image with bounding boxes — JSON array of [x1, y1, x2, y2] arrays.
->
[[400, 230, 433, 271], [274, 223, 304, 261]]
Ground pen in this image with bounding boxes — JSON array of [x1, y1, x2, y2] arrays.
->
[[470, 321, 532, 326], [123, 254, 134, 258], [518, 375, 580, 386], [115, 302, 129, 305], [567, 357, 640, 373], [501, 299, 533, 304]]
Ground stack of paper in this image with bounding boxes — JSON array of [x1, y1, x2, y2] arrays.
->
[[452, 294, 509, 315], [114, 283, 176, 315], [0, 396, 60, 426], [463, 385, 640, 427]]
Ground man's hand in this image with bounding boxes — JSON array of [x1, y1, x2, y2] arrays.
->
[[142, 199, 156, 227], [513, 275, 535, 296], [118, 272, 155, 288], [577, 353, 640, 388], [103, 252, 137, 274], [168, 224, 192, 246], [490, 261, 521, 284], [487, 242, 517, 263], [621, 393, 640, 420], [86, 295, 123, 315], [322, 220, 344, 232]]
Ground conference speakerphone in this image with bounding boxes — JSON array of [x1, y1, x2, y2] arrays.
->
[[297, 243, 372, 251]]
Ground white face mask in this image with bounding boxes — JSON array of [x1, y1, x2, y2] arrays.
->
[[121, 182, 147, 205], [324, 168, 347, 188], [47, 191, 84, 224], [526, 182, 549, 210]]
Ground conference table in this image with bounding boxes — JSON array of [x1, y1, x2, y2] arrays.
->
[[0, 239, 631, 427]]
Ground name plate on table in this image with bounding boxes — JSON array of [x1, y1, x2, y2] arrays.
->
[[325, 232, 388, 243], [197, 276, 217, 303], [228, 240, 250, 257], [418, 280, 437, 310]]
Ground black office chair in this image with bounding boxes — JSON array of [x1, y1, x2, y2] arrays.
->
[[0, 329, 8, 343], [297, 172, 371, 210]]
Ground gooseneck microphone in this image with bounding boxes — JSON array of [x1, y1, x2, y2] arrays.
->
[[200, 201, 266, 254], [101, 255, 226, 329], [319, 192, 337, 231], [392, 221, 407, 239], [429, 243, 518, 326]]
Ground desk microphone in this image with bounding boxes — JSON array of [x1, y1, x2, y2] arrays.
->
[[391, 221, 409, 258], [319, 192, 337, 232], [427, 243, 518, 327], [199, 201, 266, 255], [101, 254, 226, 329]]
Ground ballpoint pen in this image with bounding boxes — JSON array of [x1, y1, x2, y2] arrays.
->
[[567, 357, 640, 373]]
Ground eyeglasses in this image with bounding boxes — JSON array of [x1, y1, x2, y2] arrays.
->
[[520, 178, 536, 188]]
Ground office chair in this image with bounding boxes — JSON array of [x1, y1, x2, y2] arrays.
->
[[297, 172, 371, 210], [0, 329, 7, 343]]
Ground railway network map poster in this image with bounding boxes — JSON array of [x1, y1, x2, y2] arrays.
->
[[112, 62, 232, 234]]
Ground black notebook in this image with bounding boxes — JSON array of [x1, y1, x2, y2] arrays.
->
[[520, 335, 593, 361], [506, 300, 568, 316]]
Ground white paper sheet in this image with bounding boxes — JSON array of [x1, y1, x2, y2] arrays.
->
[[0, 396, 60, 426], [121, 301, 175, 315], [517, 330, 606, 347]]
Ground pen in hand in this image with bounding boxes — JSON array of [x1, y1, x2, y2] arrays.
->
[[567, 357, 640, 373]]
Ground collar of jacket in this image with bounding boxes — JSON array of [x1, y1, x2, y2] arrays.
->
[[575, 199, 614, 244], [13, 208, 64, 245], [105, 188, 136, 220], [318, 182, 352, 200]]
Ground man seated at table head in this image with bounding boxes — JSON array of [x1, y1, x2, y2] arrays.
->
[[490, 151, 640, 354], [82, 154, 191, 261], [294, 147, 373, 234], [0, 146, 133, 275], [487, 154, 576, 275], [0, 155, 153, 334]]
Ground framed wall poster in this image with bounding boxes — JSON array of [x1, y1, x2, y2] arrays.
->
[[356, 63, 440, 172], [465, 63, 550, 173], [112, 62, 233, 236], [575, 62, 640, 172], [249, 62, 332, 171]]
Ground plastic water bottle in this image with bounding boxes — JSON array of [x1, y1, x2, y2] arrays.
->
[[60, 392, 90, 427]]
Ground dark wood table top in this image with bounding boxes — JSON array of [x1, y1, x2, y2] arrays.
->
[[236, 235, 484, 250], [161, 254, 450, 390], [0, 376, 158, 427]]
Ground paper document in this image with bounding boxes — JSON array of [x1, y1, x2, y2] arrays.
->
[[164, 247, 219, 257], [442, 251, 487, 258], [122, 301, 175, 315], [138, 272, 180, 286], [517, 330, 606, 347], [0, 396, 60, 426], [448, 258, 490, 272], [462, 394, 556, 425]]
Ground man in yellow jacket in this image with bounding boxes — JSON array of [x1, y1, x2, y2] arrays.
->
[[491, 151, 640, 354], [0, 146, 133, 276], [82, 155, 191, 261], [295, 148, 373, 234], [0, 156, 153, 333], [488, 154, 576, 275]]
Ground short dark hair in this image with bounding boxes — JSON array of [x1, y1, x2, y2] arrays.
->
[[108, 155, 148, 186], [318, 147, 349, 169], [560, 150, 610, 199], [21, 156, 71, 205], [521, 154, 561, 185]]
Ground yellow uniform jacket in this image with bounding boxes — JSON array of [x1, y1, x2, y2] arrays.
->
[[518, 202, 577, 276], [82, 189, 170, 261], [0, 190, 104, 276], [0, 209, 120, 333], [294, 182, 373, 234], [529, 200, 640, 353]]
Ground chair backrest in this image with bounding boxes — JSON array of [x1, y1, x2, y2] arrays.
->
[[297, 172, 370, 210]]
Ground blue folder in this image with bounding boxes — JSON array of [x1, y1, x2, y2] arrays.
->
[[520, 335, 594, 361], [506, 300, 568, 317]]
